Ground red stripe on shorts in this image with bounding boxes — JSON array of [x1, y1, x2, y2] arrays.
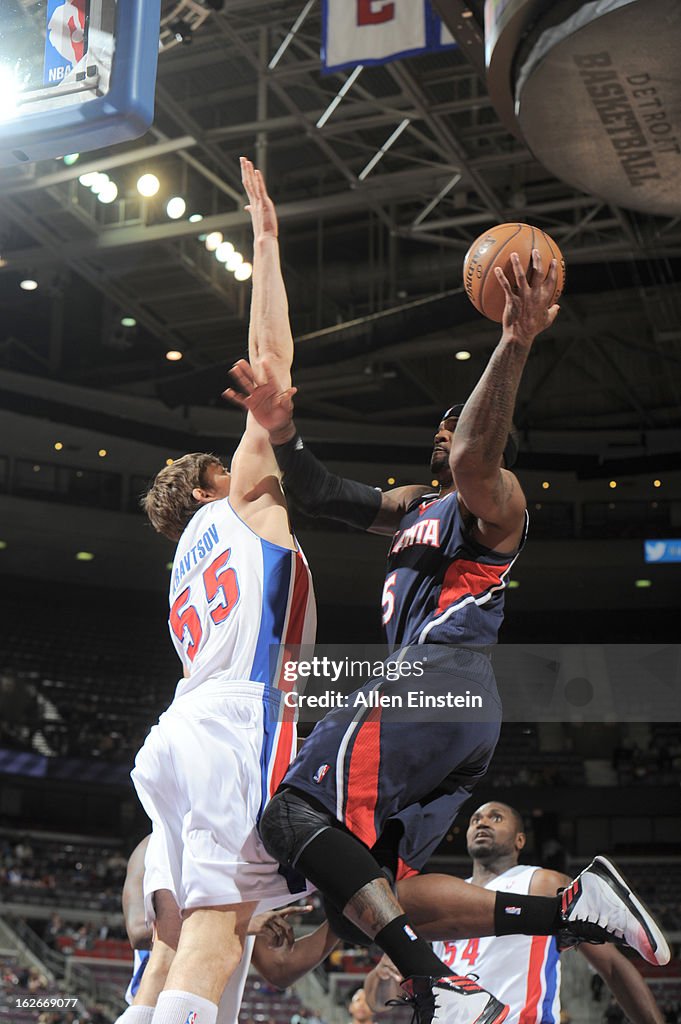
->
[[519, 935, 548, 1023], [343, 706, 382, 848]]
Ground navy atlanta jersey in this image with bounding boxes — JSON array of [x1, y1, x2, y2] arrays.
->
[[382, 491, 527, 648]]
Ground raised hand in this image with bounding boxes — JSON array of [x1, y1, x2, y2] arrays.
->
[[223, 357, 296, 435], [495, 249, 560, 345], [240, 156, 278, 241]]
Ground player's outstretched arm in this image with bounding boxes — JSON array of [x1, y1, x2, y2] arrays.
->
[[250, 914, 339, 990], [225, 359, 429, 535], [241, 157, 293, 388], [450, 249, 559, 551], [579, 944, 665, 1024]]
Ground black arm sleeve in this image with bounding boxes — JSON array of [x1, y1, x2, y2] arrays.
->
[[272, 432, 382, 531]]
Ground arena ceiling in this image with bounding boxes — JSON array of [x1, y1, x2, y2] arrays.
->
[[1, 0, 681, 465]]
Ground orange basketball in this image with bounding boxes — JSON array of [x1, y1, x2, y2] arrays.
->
[[463, 223, 565, 322]]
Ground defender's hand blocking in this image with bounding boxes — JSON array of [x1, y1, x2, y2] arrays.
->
[[241, 156, 278, 240], [495, 249, 560, 345], [248, 904, 313, 949], [224, 358, 296, 434]]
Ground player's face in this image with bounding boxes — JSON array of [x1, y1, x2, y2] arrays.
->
[[199, 462, 231, 500], [466, 803, 523, 861], [349, 989, 372, 1022], [430, 416, 458, 477]]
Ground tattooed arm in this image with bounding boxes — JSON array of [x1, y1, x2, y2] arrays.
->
[[450, 248, 560, 553]]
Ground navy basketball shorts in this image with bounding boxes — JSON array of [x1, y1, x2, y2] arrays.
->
[[282, 645, 501, 873]]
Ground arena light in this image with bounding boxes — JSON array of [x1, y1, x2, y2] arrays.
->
[[507, 580, 520, 589], [635, 579, 652, 588], [215, 240, 235, 263], [78, 171, 100, 187], [121, 317, 137, 328], [165, 350, 183, 361], [234, 261, 252, 281], [165, 458, 174, 466], [90, 172, 111, 195], [137, 173, 160, 197], [0, 65, 21, 124], [542, 481, 550, 490], [0, 540, 7, 549], [431, 479, 438, 487], [171, 18, 193, 45], [97, 180, 118, 204], [20, 278, 38, 291], [76, 551, 95, 561], [455, 350, 471, 361], [225, 251, 244, 272], [54, 442, 63, 451], [609, 480, 617, 489], [653, 479, 662, 488], [166, 196, 186, 219], [188, 213, 203, 223], [98, 449, 107, 457], [387, 477, 395, 485], [63, 153, 80, 166], [205, 231, 223, 252]]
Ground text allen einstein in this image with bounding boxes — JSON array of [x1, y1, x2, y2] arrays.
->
[[283, 690, 483, 709]]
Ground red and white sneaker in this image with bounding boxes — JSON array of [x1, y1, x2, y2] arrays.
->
[[391, 974, 509, 1024], [559, 855, 671, 965]]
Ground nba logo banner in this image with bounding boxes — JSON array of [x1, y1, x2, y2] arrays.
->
[[322, 0, 455, 73], [43, 0, 89, 87]]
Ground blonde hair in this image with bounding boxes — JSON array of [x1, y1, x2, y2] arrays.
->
[[141, 453, 222, 541]]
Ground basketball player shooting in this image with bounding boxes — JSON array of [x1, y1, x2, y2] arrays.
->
[[227, 248, 669, 1024]]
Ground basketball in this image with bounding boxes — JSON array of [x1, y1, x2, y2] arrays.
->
[[463, 223, 565, 322]]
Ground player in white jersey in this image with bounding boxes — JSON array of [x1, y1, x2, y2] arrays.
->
[[116, 159, 316, 1024], [365, 802, 665, 1024]]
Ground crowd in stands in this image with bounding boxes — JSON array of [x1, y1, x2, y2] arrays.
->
[[0, 668, 154, 764], [41, 916, 128, 952], [0, 834, 127, 912], [613, 729, 681, 787], [0, 955, 109, 1024]]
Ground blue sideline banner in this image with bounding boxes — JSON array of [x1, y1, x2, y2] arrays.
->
[[322, 0, 456, 73]]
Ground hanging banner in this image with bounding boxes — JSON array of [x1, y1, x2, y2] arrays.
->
[[322, 0, 456, 73]]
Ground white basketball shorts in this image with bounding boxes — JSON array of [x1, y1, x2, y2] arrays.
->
[[132, 680, 310, 916]]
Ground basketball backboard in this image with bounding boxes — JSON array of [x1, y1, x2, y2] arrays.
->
[[0, 0, 160, 166]]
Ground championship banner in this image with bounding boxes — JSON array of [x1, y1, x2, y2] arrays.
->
[[322, 0, 456, 73]]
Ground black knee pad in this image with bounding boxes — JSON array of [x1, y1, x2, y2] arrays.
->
[[259, 788, 337, 868]]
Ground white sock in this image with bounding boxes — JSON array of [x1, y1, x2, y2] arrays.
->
[[113, 1008, 155, 1024], [152, 990, 218, 1024]]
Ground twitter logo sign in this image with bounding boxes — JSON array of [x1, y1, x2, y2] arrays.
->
[[644, 539, 681, 563]]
